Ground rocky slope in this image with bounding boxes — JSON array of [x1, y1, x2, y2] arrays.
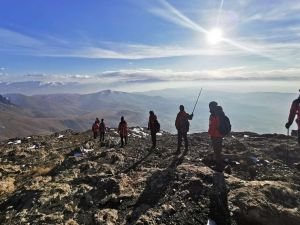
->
[[0, 128, 299, 225]]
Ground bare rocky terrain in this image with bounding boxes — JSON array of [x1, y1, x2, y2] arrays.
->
[[0, 128, 300, 225]]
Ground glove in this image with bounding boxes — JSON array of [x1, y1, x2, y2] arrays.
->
[[191, 113, 194, 118], [285, 122, 291, 129]]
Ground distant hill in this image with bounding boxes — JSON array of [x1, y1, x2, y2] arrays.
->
[[0, 95, 12, 105], [0, 89, 297, 140], [1, 90, 177, 140], [0, 102, 73, 140]]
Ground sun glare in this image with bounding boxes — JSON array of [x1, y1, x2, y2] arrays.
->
[[207, 28, 223, 45]]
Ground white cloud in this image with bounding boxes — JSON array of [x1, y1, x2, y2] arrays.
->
[[242, 1, 300, 22], [16, 67, 300, 85], [0, 28, 43, 47], [99, 67, 300, 82], [0, 28, 242, 59], [67, 74, 91, 79]]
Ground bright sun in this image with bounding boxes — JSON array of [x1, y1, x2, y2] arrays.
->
[[206, 28, 223, 45]]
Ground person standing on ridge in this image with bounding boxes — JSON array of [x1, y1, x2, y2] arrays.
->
[[99, 118, 106, 142], [92, 118, 100, 139], [148, 110, 159, 149], [175, 105, 193, 154], [118, 116, 128, 147], [285, 91, 300, 144], [208, 102, 231, 172]]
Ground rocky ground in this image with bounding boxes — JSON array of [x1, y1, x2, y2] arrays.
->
[[0, 128, 300, 225]]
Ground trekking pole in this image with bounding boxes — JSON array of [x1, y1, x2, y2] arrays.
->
[[192, 88, 203, 114]]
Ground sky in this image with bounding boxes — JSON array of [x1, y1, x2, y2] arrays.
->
[[0, 0, 300, 93]]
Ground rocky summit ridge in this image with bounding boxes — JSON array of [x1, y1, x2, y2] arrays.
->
[[0, 128, 300, 225]]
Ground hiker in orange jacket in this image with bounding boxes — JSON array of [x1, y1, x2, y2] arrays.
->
[[92, 118, 100, 139], [118, 116, 128, 147], [286, 93, 300, 144], [175, 105, 193, 154], [148, 110, 158, 149], [208, 102, 225, 172]]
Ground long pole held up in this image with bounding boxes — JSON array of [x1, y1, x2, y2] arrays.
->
[[192, 88, 203, 114]]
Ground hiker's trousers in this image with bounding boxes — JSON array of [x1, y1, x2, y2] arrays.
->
[[177, 131, 188, 150], [211, 137, 224, 171], [151, 130, 157, 148]]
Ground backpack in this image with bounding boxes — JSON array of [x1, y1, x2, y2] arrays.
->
[[219, 115, 231, 135], [154, 119, 160, 133]]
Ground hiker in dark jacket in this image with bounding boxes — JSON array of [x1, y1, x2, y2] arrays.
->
[[208, 102, 225, 172], [99, 118, 106, 142], [286, 93, 300, 144], [175, 105, 193, 154], [118, 116, 128, 147], [92, 118, 100, 139], [148, 110, 158, 149]]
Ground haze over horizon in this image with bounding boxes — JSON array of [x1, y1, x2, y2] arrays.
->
[[0, 0, 299, 93]]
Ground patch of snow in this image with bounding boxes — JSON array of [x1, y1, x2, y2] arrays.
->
[[57, 134, 64, 139], [26, 136, 31, 139], [7, 141, 13, 145], [244, 135, 249, 138], [130, 133, 142, 138], [249, 156, 259, 163], [80, 146, 94, 153], [131, 127, 149, 138], [157, 132, 162, 136], [27, 145, 36, 150], [14, 140, 21, 145]]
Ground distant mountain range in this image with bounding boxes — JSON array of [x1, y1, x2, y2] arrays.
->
[[0, 90, 178, 140], [0, 88, 297, 140]]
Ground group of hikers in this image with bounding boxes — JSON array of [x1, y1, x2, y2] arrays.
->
[[92, 118, 106, 141], [92, 116, 129, 147], [91, 91, 300, 172], [92, 101, 231, 172]]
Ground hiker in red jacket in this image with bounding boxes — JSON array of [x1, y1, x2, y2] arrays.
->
[[175, 105, 193, 154], [99, 118, 106, 142], [92, 118, 100, 139], [286, 93, 300, 144], [208, 102, 225, 172], [118, 116, 128, 147], [148, 110, 159, 149]]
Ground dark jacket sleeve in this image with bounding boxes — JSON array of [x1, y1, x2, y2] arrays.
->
[[175, 113, 180, 130], [288, 99, 300, 124]]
